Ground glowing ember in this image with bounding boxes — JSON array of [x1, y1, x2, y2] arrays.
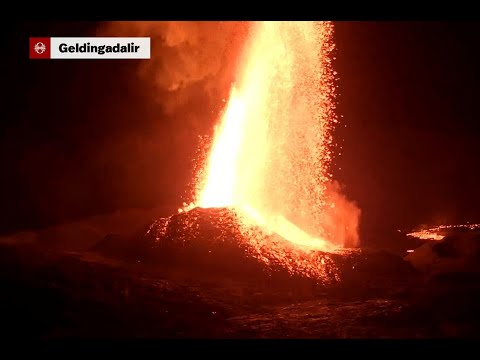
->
[[407, 223, 480, 241], [181, 21, 351, 279]]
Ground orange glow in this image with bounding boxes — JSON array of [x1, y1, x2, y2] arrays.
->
[[186, 21, 351, 279], [198, 88, 247, 208], [407, 223, 480, 241]]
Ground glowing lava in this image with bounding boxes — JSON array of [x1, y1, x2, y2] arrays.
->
[[197, 88, 247, 208], [193, 21, 339, 253], [407, 223, 480, 241]]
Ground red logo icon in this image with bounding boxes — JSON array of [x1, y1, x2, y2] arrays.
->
[[29, 37, 51, 59]]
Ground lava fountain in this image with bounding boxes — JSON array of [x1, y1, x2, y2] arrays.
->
[[91, 21, 359, 281], [189, 22, 345, 249]]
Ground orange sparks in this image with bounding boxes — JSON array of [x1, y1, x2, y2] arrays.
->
[[196, 22, 337, 250], [189, 21, 345, 278]]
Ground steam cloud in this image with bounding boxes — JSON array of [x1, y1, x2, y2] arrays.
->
[[324, 181, 361, 248], [97, 21, 247, 120]]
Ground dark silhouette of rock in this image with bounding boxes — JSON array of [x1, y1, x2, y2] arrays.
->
[[91, 207, 326, 282], [90, 207, 417, 290], [405, 228, 480, 275]]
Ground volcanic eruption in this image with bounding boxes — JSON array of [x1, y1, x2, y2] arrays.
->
[[98, 21, 361, 281], [192, 22, 339, 249], [171, 21, 360, 278]]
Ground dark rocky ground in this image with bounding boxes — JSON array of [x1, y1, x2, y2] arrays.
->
[[1, 208, 480, 339]]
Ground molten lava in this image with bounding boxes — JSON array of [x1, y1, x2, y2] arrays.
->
[[195, 21, 338, 249], [197, 87, 247, 208], [407, 223, 480, 241], [180, 21, 354, 279]]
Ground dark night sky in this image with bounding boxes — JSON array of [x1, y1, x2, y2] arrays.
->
[[2, 21, 480, 242], [334, 21, 480, 235]]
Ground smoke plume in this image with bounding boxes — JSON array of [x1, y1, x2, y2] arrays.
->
[[323, 181, 361, 248], [97, 21, 247, 124]]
